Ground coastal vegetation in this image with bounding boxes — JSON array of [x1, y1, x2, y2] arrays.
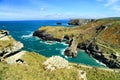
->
[[0, 51, 120, 80], [34, 19, 120, 68], [0, 29, 120, 80]]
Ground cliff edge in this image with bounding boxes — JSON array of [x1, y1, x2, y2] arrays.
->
[[33, 19, 120, 68]]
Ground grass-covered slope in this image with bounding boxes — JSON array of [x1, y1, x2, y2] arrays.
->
[[38, 20, 120, 54], [35, 20, 120, 68], [0, 52, 120, 80]]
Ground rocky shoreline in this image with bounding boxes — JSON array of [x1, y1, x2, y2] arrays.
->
[[33, 19, 120, 69]]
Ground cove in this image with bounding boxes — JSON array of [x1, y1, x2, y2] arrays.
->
[[0, 20, 106, 67]]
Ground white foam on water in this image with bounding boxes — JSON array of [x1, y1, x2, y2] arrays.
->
[[40, 41, 54, 45], [95, 59, 106, 67], [60, 47, 68, 55], [65, 55, 69, 59], [61, 42, 69, 46], [21, 32, 33, 38]]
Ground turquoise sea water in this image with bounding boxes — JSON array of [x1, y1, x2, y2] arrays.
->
[[0, 20, 106, 67]]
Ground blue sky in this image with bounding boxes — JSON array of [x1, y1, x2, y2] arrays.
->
[[0, 0, 120, 20]]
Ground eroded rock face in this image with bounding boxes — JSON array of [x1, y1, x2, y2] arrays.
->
[[1, 42, 24, 58], [0, 30, 25, 64], [77, 41, 120, 68], [33, 30, 61, 42], [64, 37, 78, 58]]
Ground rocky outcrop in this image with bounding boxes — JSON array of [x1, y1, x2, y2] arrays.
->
[[0, 30, 9, 38], [1, 41, 24, 58], [33, 30, 62, 42], [0, 30, 25, 64], [43, 56, 69, 71], [68, 19, 96, 25], [64, 37, 78, 57], [77, 41, 120, 68], [33, 20, 120, 69]]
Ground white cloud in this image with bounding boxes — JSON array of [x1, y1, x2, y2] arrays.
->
[[97, 0, 120, 12], [105, 0, 119, 6]]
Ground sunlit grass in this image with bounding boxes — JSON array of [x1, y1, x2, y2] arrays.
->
[[0, 52, 120, 80]]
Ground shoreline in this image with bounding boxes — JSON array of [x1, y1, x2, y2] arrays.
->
[[39, 40, 109, 68]]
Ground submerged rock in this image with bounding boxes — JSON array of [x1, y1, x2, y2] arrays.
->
[[56, 22, 62, 25]]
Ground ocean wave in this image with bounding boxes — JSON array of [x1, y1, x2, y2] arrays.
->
[[39, 41, 54, 45], [21, 32, 33, 38], [39, 40, 69, 46], [61, 42, 69, 46]]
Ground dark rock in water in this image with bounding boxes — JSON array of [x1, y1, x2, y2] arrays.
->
[[64, 37, 78, 58], [64, 48, 77, 57], [56, 22, 62, 25], [33, 30, 62, 42]]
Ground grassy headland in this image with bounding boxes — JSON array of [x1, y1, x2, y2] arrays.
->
[[34, 19, 120, 68]]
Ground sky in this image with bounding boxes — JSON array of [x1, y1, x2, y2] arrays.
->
[[0, 0, 120, 20]]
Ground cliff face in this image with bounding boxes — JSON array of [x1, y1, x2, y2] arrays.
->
[[33, 19, 120, 68], [68, 19, 96, 25], [0, 30, 25, 64]]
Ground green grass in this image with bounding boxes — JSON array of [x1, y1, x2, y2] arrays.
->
[[0, 36, 16, 51], [0, 52, 120, 80], [38, 20, 120, 61]]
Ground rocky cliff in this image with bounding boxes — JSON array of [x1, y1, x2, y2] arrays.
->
[[33, 19, 120, 68], [0, 30, 25, 64], [68, 19, 96, 25]]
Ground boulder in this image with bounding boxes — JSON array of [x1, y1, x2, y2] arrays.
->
[[43, 56, 69, 71], [78, 70, 87, 80]]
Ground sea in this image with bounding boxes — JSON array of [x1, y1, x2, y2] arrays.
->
[[0, 20, 106, 67]]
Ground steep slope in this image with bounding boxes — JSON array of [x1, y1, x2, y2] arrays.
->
[[0, 30, 120, 80], [33, 20, 120, 68]]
